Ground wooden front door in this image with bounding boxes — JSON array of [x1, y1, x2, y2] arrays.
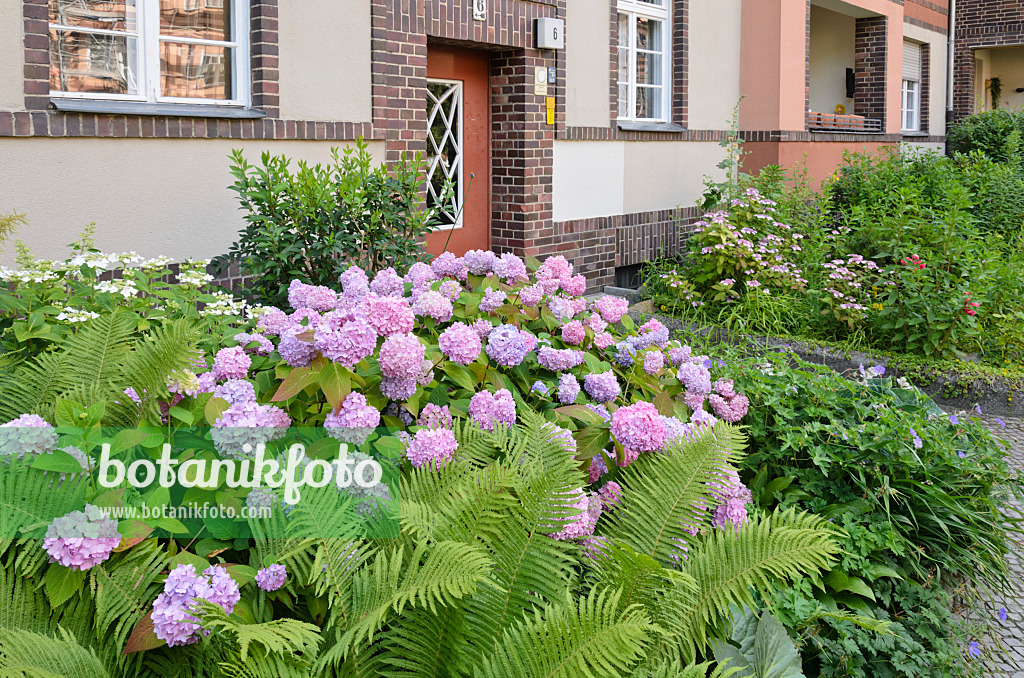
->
[[425, 46, 490, 255]]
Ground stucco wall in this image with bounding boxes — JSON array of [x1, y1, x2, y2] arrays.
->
[[565, 0, 611, 127], [0, 138, 384, 264], [688, 0, 742, 129], [902, 22, 949, 136], [0, 2, 23, 111], [552, 141, 625, 221], [622, 142, 727, 214], [278, 0, 373, 122], [809, 6, 855, 115], [987, 46, 1024, 111]]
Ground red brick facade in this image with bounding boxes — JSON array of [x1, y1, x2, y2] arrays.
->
[[854, 16, 889, 128], [952, 0, 1024, 120]]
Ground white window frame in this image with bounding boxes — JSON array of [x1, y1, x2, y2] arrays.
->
[[425, 78, 465, 231], [902, 79, 920, 132], [616, 0, 671, 123], [49, 0, 250, 108]]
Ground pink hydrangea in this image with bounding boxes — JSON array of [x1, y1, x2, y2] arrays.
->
[[494, 253, 527, 283], [684, 391, 706, 411], [550, 489, 599, 541], [418, 403, 453, 429], [380, 376, 417, 402], [589, 454, 608, 483], [42, 505, 120, 570], [485, 325, 530, 367], [584, 313, 608, 334], [212, 379, 256, 406], [304, 286, 339, 312], [464, 249, 498, 276], [561, 320, 586, 346], [469, 389, 516, 432], [677, 362, 712, 395], [538, 278, 561, 295], [255, 307, 291, 336], [289, 308, 322, 328], [547, 296, 576, 322], [643, 351, 664, 375], [668, 346, 692, 367], [279, 326, 317, 368], [255, 564, 287, 592], [439, 322, 482, 365], [594, 332, 615, 350], [594, 296, 629, 324], [152, 564, 240, 647], [519, 329, 537, 353], [598, 481, 623, 509], [519, 283, 544, 307], [709, 466, 752, 533], [584, 371, 620, 404], [471, 319, 494, 340], [196, 372, 217, 394], [211, 346, 251, 380], [538, 346, 585, 372], [560, 274, 587, 297], [287, 280, 312, 310], [479, 288, 507, 313], [233, 332, 274, 356], [709, 392, 749, 423], [412, 289, 454, 323], [610, 402, 666, 453], [405, 262, 436, 288], [438, 280, 462, 301], [325, 392, 381, 445], [340, 266, 370, 299], [316, 320, 377, 367], [558, 373, 580, 404], [537, 255, 572, 282], [379, 334, 425, 380], [370, 267, 405, 297], [363, 293, 415, 337], [417, 359, 435, 387], [0, 414, 59, 458], [431, 252, 467, 280], [405, 428, 458, 469]]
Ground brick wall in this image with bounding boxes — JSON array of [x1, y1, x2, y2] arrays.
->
[[854, 16, 889, 128], [953, 0, 1024, 120]]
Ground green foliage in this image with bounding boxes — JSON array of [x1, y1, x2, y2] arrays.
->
[[712, 608, 805, 678], [948, 108, 1024, 164], [0, 212, 28, 251], [214, 140, 445, 305]]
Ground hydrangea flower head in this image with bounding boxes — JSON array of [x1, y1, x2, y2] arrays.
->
[[255, 564, 287, 592], [614, 342, 636, 367], [380, 376, 417, 402], [279, 325, 317, 368], [370, 267, 405, 297], [379, 334, 426, 380], [468, 389, 517, 432], [610, 402, 666, 453], [43, 505, 120, 570], [708, 466, 752, 533], [406, 428, 459, 469], [584, 371, 620, 404], [315, 320, 377, 367], [538, 346, 586, 372], [418, 403, 453, 429], [211, 346, 251, 380], [558, 373, 581, 404], [561, 274, 587, 297], [233, 332, 274, 356], [598, 481, 623, 509], [212, 379, 257, 406], [412, 289, 454, 323], [304, 286, 339, 312], [365, 293, 415, 337], [470, 318, 494, 340], [668, 346, 692, 367], [486, 325, 530, 367], [643, 351, 665, 375], [594, 296, 629, 324], [519, 283, 544, 307], [0, 414, 59, 459], [325, 392, 381, 445], [480, 288, 507, 313], [438, 279, 462, 301], [152, 564, 240, 647], [494, 253, 527, 283], [212, 401, 291, 459], [594, 332, 615, 350], [464, 249, 498, 276], [537, 255, 572, 283], [438, 322, 481, 365], [708, 391, 749, 423], [431, 252, 467, 280], [255, 307, 291, 336], [405, 262, 436, 288], [561, 320, 586, 346], [547, 296, 576, 322], [287, 279, 312, 310], [677, 362, 712, 395], [550, 489, 598, 541]]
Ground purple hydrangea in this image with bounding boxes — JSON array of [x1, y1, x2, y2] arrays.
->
[[541, 422, 577, 455], [418, 404, 453, 429], [662, 416, 696, 445], [708, 466, 753, 533], [668, 345, 692, 366], [406, 428, 458, 469], [598, 481, 623, 509], [279, 325, 318, 368], [255, 564, 287, 592], [0, 414, 59, 458], [586, 404, 612, 422], [480, 288, 507, 313], [485, 324, 530, 367], [380, 376, 417, 402], [613, 342, 636, 367], [677, 362, 712, 395], [152, 564, 240, 647], [315, 320, 378, 367], [547, 296, 576, 322], [493, 253, 527, 283], [405, 262, 436, 288], [379, 334, 426, 380], [464, 249, 497, 276], [412, 289, 454, 323], [538, 346, 585, 372], [255, 308, 291, 336], [339, 266, 370, 301], [558, 373, 581, 404], [42, 505, 120, 570], [430, 252, 467, 280], [233, 332, 274, 356], [643, 351, 664, 375], [470, 318, 494, 340], [439, 322, 482, 365], [370, 267, 405, 297], [439, 279, 463, 301], [468, 389, 517, 432], [550, 489, 599, 541], [212, 379, 257, 406], [589, 454, 608, 483], [610, 402, 667, 453], [537, 255, 572, 282], [708, 391, 749, 423], [212, 401, 291, 459], [584, 371, 620, 404], [325, 392, 381, 445], [211, 346, 251, 380], [287, 280, 312, 310], [519, 283, 544, 307], [532, 381, 550, 395], [364, 294, 415, 337], [560, 320, 586, 346]]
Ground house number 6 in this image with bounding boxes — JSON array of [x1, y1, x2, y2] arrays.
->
[[473, 0, 486, 20]]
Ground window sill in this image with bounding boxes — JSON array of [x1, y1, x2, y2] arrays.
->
[[50, 98, 267, 119], [901, 131, 929, 137], [616, 121, 686, 133]]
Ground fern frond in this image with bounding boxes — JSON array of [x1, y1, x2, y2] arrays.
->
[[194, 599, 321, 671], [679, 509, 840, 654], [0, 626, 111, 678], [0, 351, 68, 422], [0, 459, 88, 538], [378, 604, 468, 677], [600, 421, 745, 563], [118, 319, 202, 425], [632, 658, 742, 678], [471, 588, 655, 678], [0, 546, 50, 635]]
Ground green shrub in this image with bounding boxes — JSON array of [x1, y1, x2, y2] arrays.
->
[[948, 108, 1024, 165], [214, 139, 445, 306]]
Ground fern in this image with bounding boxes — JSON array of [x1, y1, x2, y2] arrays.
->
[[195, 599, 321, 668], [0, 626, 111, 678], [0, 459, 88, 538]]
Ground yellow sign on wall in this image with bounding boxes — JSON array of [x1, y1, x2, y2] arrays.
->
[[546, 97, 555, 125]]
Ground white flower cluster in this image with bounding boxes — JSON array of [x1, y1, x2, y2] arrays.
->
[[54, 306, 101, 323], [200, 291, 246, 317], [95, 278, 140, 299], [179, 269, 214, 287]]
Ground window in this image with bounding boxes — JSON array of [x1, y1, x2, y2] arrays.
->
[[617, 0, 671, 122], [902, 41, 922, 132], [48, 0, 249, 106]]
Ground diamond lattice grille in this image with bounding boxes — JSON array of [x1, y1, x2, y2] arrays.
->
[[425, 80, 462, 226]]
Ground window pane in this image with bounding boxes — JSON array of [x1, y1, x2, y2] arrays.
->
[[638, 0, 665, 5], [636, 52, 661, 86], [636, 86, 661, 119], [618, 14, 629, 48], [618, 84, 629, 118], [161, 42, 232, 98], [636, 17, 662, 52], [49, 0, 134, 32], [160, 0, 231, 41], [50, 29, 136, 94], [617, 46, 629, 82]]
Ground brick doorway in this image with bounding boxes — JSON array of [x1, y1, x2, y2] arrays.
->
[[425, 46, 491, 256]]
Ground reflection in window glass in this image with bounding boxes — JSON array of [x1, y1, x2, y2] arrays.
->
[[159, 0, 231, 41], [50, 29, 136, 94], [160, 42, 232, 99], [48, 0, 134, 32]]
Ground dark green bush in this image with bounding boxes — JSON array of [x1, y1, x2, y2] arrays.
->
[[948, 109, 1024, 165], [214, 139, 443, 306]]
